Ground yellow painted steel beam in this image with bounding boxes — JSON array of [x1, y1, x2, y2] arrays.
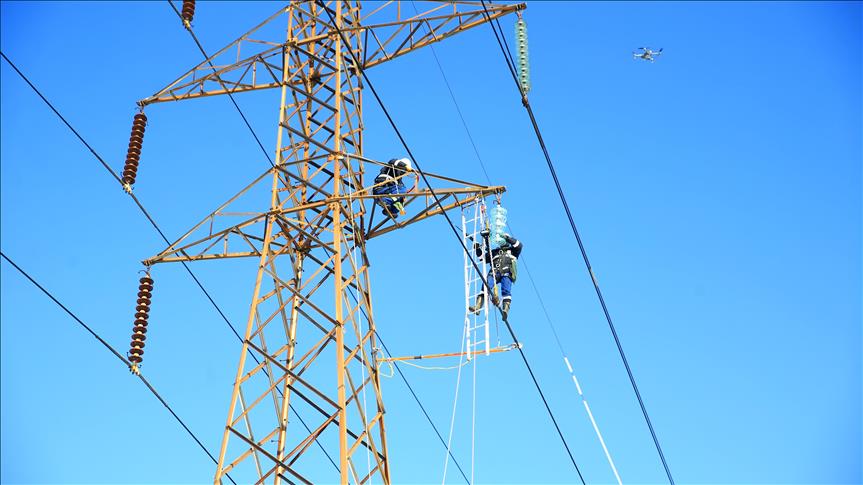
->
[[379, 344, 521, 363]]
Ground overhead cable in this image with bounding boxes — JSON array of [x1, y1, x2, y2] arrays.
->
[[162, 6, 469, 477], [166, 0, 275, 167], [0, 49, 338, 473], [318, 4, 585, 481], [478, 3, 675, 483], [410, 5, 622, 481], [0, 251, 237, 485]]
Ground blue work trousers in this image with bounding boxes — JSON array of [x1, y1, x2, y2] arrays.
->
[[486, 272, 513, 300], [373, 182, 407, 217]]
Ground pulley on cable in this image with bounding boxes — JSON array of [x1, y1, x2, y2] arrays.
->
[[127, 272, 154, 375], [515, 14, 531, 96], [122, 110, 147, 193]]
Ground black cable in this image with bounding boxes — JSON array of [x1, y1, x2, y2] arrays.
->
[[0, 49, 338, 474], [167, 0, 274, 167], [0, 52, 122, 186], [0, 251, 237, 485], [163, 3, 474, 477], [339, 217, 471, 482], [318, 4, 585, 481], [360, 322, 470, 484], [408, 2, 493, 185], [408, 1, 568, 354], [479, 3, 675, 483]]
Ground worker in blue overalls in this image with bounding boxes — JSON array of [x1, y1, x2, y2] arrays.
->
[[469, 229, 523, 320], [372, 158, 412, 219]]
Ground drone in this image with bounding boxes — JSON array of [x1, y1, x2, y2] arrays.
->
[[633, 47, 663, 62]]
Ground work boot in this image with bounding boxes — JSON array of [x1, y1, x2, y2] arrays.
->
[[501, 299, 511, 320], [468, 294, 484, 314]]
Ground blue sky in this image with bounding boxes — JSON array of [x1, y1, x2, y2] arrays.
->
[[1, 1, 860, 484]]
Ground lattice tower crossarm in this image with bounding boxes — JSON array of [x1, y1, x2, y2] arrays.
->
[[135, 2, 523, 483]]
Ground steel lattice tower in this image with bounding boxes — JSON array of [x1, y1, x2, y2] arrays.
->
[[136, 2, 523, 482]]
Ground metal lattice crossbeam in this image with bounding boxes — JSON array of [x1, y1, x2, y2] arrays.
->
[[136, 2, 522, 483]]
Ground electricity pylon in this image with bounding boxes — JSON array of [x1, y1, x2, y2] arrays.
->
[[137, 2, 523, 483]]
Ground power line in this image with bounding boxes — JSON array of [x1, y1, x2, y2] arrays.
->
[[479, 2, 675, 483], [375, 331, 472, 484], [318, 3, 585, 481], [0, 49, 339, 474], [410, 6, 622, 482], [0, 251, 237, 485], [166, 0, 274, 167], [161, 7, 475, 478], [158, 5, 343, 470]]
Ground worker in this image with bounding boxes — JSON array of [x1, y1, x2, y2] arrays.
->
[[469, 229, 523, 320], [372, 158, 412, 218]]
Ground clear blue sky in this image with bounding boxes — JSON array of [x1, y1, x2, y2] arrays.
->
[[1, 1, 860, 484]]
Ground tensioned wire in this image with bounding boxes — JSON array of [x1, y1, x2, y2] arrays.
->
[[479, 2, 675, 483], [162, 5, 477, 481], [338, 158, 473, 484], [0, 49, 340, 474], [407, 3, 622, 482], [318, 2, 586, 482], [0, 251, 238, 485]]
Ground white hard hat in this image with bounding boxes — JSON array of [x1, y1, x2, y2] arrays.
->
[[392, 157, 412, 171]]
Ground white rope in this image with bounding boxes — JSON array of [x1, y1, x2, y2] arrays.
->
[[442, 207, 477, 484], [377, 357, 395, 378], [441, 313, 469, 484], [344, 161, 371, 482], [470, 333, 477, 485], [564, 356, 623, 485]]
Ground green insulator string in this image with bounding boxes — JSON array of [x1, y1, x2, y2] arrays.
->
[[515, 17, 530, 94]]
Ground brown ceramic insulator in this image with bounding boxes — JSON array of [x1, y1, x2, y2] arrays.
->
[[128, 273, 153, 364], [123, 113, 147, 187], [132, 112, 147, 127], [122, 166, 138, 186], [182, 0, 195, 23]]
